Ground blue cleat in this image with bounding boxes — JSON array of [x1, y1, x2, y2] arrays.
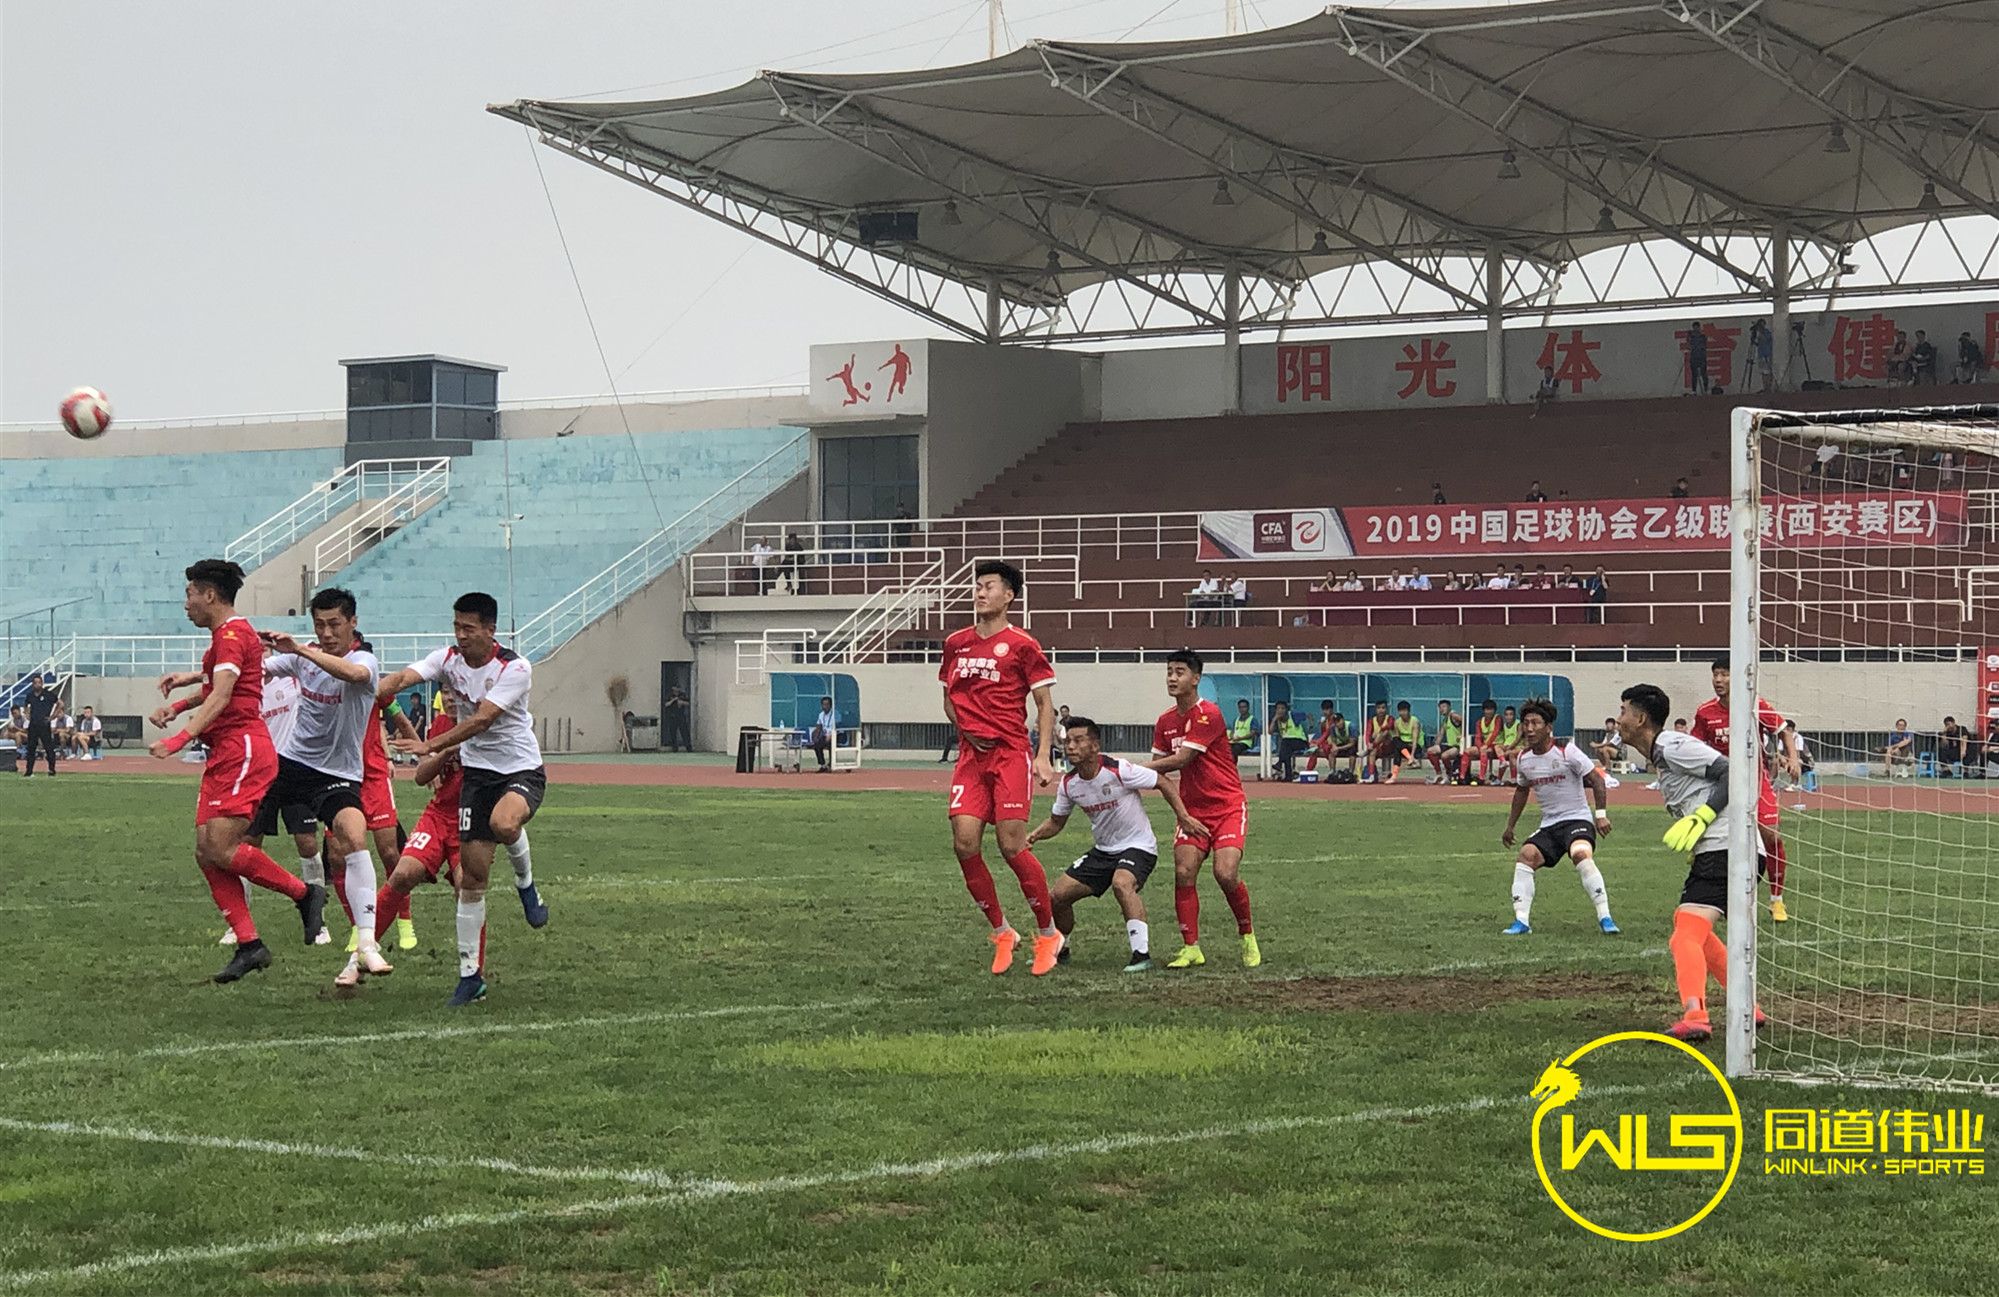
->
[[447, 974, 487, 1007], [1501, 920, 1532, 936], [518, 882, 549, 929], [1599, 916, 1622, 935]]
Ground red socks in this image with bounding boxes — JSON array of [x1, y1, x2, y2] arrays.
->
[[1222, 880, 1253, 935], [1175, 885, 1200, 946], [202, 863, 258, 943], [374, 885, 399, 943], [1670, 910, 1715, 1016], [1767, 836, 1787, 897], [1001, 849, 1054, 931], [227, 843, 307, 902], [957, 855, 1006, 929]]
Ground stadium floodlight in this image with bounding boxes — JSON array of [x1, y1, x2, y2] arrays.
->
[[1729, 403, 1999, 1092]]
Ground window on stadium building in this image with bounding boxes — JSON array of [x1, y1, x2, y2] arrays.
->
[[819, 435, 919, 549], [341, 355, 503, 448]]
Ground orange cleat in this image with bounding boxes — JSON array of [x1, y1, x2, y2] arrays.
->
[[1666, 1014, 1713, 1043], [989, 927, 1019, 975], [1030, 933, 1063, 977]]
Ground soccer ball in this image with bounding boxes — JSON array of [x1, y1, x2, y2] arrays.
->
[[60, 387, 113, 439]]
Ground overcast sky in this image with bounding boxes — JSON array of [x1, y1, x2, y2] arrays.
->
[[1, 0, 1353, 423]]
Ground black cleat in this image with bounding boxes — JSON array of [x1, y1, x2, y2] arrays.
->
[[296, 883, 327, 945], [214, 940, 272, 984], [1056, 942, 1072, 965]]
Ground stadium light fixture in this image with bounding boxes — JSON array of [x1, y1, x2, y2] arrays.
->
[[1594, 205, 1616, 233], [1497, 149, 1521, 180], [1045, 248, 1062, 272], [1310, 230, 1331, 255], [1824, 122, 1850, 154], [1916, 181, 1942, 212], [941, 199, 962, 226], [1212, 179, 1235, 206]]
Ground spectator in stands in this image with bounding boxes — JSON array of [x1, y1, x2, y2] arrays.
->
[[1337, 570, 1364, 591], [1190, 568, 1218, 597], [1893, 453, 1915, 490], [1055, 705, 1073, 770], [1911, 330, 1938, 384], [1885, 719, 1916, 777], [1557, 488, 1570, 501], [1750, 319, 1775, 393], [750, 536, 775, 593], [1940, 716, 1968, 777], [1670, 476, 1691, 498], [891, 503, 915, 547], [1385, 568, 1409, 591], [1269, 702, 1309, 782], [662, 684, 692, 752], [1486, 566, 1512, 590], [1432, 482, 1447, 504], [1529, 564, 1553, 589], [1188, 568, 1222, 627], [1310, 570, 1336, 593], [1583, 566, 1610, 623], [780, 531, 807, 588], [1227, 572, 1249, 625], [1556, 563, 1580, 589], [1532, 366, 1559, 417], [1685, 322, 1709, 395], [1937, 450, 1959, 488], [72, 706, 102, 760], [809, 695, 838, 773], [1954, 331, 1986, 384], [1525, 480, 1547, 502], [1229, 699, 1260, 761], [1810, 440, 1839, 485], [1887, 331, 1912, 382], [1409, 570, 1433, 591], [1511, 563, 1528, 587]]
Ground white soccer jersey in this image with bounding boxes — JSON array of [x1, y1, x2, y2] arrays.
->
[[1516, 740, 1597, 829], [1651, 729, 1736, 855], [263, 647, 380, 781], [411, 644, 540, 773], [261, 674, 301, 753], [1051, 756, 1160, 855]]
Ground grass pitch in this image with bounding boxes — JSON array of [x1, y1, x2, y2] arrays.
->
[[1, 773, 1993, 1295]]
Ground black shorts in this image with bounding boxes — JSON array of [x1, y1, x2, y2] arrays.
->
[[1064, 847, 1157, 897], [1679, 849, 1765, 911], [252, 756, 361, 837], [1525, 819, 1597, 867], [277, 803, 319, 836], [461, 764, 547, 843]]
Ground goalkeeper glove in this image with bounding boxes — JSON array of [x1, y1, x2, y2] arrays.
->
[[1663, 804, 1717, 852]]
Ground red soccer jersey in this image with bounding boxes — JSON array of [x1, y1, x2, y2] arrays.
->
[[362, 700, 390, 783], [200, 617, 266, 745], [939, 623, 1056, 751], [1151, 699, 1245, 818], [1690, 695, 1784, 756]]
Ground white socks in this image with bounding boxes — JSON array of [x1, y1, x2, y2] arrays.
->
[[1511, 863, 1537, 924], [344, 851, 378, 950], [1127, 919, 1149, 955], [456, 892, 486, 978], [506, 832, 532, 889], [299, 854, 324, 887], [1576, 859, 1612, 920]]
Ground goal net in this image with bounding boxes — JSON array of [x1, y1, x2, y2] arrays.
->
[[1731, 403, 1999, 1092]]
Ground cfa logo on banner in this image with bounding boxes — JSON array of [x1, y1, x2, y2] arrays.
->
[[1253, 511, 1327, 554], [1530, 1032, 1743, 1241]]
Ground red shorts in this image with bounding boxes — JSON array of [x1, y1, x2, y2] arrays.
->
[[196, 730, 278, 826], [361, 767, 399, 830], [947, 743, 1033, 824], [1758, 782, 1780, 828], [1174, 800, 1248, 854], [401, 796, 461, 880]]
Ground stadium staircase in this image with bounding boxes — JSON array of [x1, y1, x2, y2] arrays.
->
[[226, 458, 452, 613]]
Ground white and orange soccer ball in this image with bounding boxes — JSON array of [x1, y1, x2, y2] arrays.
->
[[60, 386, 113, 439]]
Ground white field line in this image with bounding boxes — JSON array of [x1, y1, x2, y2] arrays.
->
[[0, 999, 876, 1073]]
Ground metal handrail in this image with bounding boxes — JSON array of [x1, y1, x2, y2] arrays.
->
[[311, 460, 450, 582], [514, 434, 809, 661], [225, 458, 448, 571]]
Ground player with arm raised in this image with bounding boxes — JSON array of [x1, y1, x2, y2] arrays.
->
[[147, 559, 325, 984], [252, 588, 393, 987], [1617, 682, 1766, 1042], [1498, 699, 1618, 936], [1146, 649, 1259, 969], [377, 593, 548, 1007], [1691, 657, 1800, 922], [1025, 716, 1208, 973], [940, 561, 1063, 977]]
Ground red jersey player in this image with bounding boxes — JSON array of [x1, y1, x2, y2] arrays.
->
[[1691, 657, 1801, 921], [940, 561, 1062, 976], [372, 742, 463, 954], [1146, 648, 1259, 969], [147, 559, 326, 983]]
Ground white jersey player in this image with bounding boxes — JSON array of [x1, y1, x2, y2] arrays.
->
[[253, 590, 391, 983], [376, 591, 548, 1007], [1497, 700, 1617, 937], [1024, 716, 1207, 973]]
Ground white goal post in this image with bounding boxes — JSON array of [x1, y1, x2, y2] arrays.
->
[[1729, 403, 1999, 1090]]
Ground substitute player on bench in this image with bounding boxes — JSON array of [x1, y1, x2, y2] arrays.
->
[[1025, 715, 1207, 973], [1498, 699, 1618, 936]]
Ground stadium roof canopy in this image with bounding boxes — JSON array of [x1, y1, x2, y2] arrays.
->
[[492, 0, 1999, 344]]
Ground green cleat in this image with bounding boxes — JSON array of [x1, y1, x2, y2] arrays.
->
[[1165, 944, 1206, 969], [394, 917, 418, 951], [1241, 933, 1262, 967], [1122, 953, 1153, 973]]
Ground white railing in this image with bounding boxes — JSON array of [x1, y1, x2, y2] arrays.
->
[[514, 433, 809, 661], [824, 555, 951, 664], [686, 547, 948, 599], [735, 629, 820, 686], [311, 459, 450, 581], [761, 513, 1202, 563], [44, 632, 452, 677], [225, 458, 448, 571], [816, 555, 1079, 664], [3, 639, 77, 702]]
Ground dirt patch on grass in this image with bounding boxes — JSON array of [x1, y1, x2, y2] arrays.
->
[[1158, 970, 1655, 1014], [1768, 987, 1999, 1038], [808, 1200, 928, 1225]]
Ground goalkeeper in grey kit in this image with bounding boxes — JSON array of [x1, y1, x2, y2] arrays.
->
[[1614, 682, 1766, 1043]]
